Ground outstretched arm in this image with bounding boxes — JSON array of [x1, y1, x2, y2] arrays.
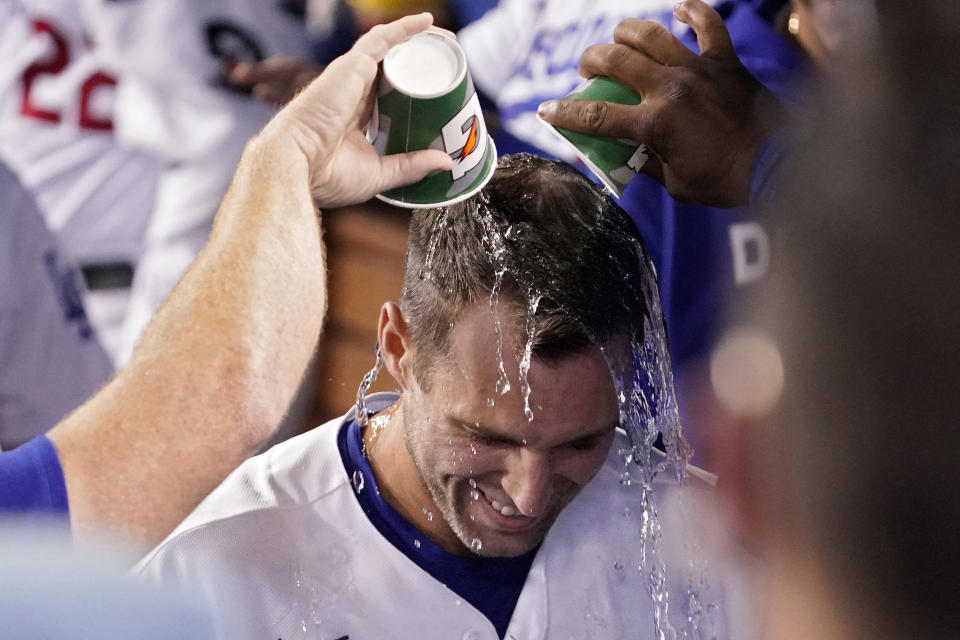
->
[[47, 13, 451, 548], [538, 0, 788, 208]]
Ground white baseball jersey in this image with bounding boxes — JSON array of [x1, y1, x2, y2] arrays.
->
[[93, 0, 313, 365], [0, 162, 112, 449], [0, 0, 163, 358], [458, 0, 800, 161], [0, 0, 312, 364], [137, 393, 727, 640]]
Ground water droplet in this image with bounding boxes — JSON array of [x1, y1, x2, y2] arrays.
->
[[619, 471, 632, 487], [352, 470, 365, 493], [486, 397, 495, 407], [470, 538, 483, 553], [469, 478, 477, 488], [614, 560, 624, 571], [354, 346, 384, 428], [454, 598, 462, 606], [470, 489, 480, 501], [414, 539, 421, 549]]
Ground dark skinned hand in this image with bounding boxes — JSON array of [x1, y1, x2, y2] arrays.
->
[[537, 0, 788, 208]]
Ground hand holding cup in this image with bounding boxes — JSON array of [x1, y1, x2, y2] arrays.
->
[[537, 0, 788, 208], [257, 13, 453, 209]]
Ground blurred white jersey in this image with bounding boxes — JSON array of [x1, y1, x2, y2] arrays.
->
[[0, 0, 312, 364], [0, 0, 162, 358], [457, 0, 681, 161], [137, 393, 728, 640], [93, 0, 313, 365], [0, 163, 112, 449]]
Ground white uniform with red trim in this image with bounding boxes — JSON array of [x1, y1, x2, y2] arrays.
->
[[0, 0, 311, 363], [0, 0, 161, 358]]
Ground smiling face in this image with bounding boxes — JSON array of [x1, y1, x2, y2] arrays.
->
[[382, 304, 619, 558]]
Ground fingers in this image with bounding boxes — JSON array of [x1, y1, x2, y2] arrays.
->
[[673, 0, 734, 59], [613, 19, 694, 67], [377, 148, 453, 193], [228, 56, 297, 86], [289, 13, 434, 118], [578, 43, 664, 95], [538, 99, 665, 148], [352, 12, 434, 63]]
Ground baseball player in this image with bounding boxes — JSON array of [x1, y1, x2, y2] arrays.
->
[[0, 0, 162, 359], [0, 0, 314, 367], [86, 0, 315, 365], [136, 16, 724, 639], [457, 0, 805, 464]]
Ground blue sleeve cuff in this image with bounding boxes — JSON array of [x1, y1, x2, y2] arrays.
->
[[749, 131, 789, 212], [0, 435, 69, 516]]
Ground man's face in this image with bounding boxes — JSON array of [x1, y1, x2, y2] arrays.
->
[[399, 306, 619, 557]]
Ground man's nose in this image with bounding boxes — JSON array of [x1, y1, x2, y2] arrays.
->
[[502, 449, 552, 517]]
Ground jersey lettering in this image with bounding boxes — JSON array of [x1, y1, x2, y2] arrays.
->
[[204, 20, 267, 91], [20, 19, 69, 123], [43, 248, 95, 340], [729, 221, 771, 286], [20, 18, 117, 131]]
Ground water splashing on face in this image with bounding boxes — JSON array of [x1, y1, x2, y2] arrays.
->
[[404, 155, 715, 638], [476, 193, 513, 396], [518, 293, 543, 422]]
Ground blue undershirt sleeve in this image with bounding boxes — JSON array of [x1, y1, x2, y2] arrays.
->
[[0, 435, 69, 516]]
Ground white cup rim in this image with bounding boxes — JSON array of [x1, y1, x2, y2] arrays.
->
[[383, 31, 467, 100]]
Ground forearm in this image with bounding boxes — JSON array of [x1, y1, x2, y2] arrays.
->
[[49, 138, 326, 548]]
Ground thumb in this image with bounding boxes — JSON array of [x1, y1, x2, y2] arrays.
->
[[377, 149, 453, 194]]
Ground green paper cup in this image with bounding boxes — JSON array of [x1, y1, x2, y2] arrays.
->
[[538, 76, 649, 198], [368, 31, 497, 209]]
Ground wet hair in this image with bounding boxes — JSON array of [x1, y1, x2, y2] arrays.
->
[[401, 153, 653, 386]]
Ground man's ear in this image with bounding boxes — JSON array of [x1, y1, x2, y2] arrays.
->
[[378, 302, 415, 391]]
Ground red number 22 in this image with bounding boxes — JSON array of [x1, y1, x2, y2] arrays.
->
[[20, 19, 116, 132]]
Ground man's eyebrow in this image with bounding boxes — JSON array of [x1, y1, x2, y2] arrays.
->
[[558, 422, 618, 447], [452, 416, 617, 447]]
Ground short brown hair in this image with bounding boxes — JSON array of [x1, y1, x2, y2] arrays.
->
[[401, 154, 652, 386]]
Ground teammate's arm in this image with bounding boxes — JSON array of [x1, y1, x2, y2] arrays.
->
[[537, 0, 789, 208], [46, 13, 451, 548]]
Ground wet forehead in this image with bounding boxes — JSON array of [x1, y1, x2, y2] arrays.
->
[[431, 306, 619, 444]]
